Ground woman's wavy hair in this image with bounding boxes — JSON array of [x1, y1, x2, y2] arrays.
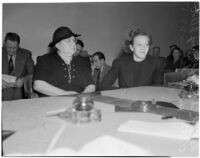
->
[[128, 28, 152, 45], [122, 27, 152, 55]]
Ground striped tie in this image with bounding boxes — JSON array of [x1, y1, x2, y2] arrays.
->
[[8, 55, 14, 75]]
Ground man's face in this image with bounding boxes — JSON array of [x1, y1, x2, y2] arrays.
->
[[5, 40, 19, 56], [92, 55, 104, 69], [130, 35, 150, 61], [173, 49, 181, 59], [74, 43, 83, 56], [56, 36, 77, 56], [193, 50, 199, 60], [76, 44, 83, 54], [153, 48, 160, 57]]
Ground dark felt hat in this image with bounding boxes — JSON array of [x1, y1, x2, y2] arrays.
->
[[48, 26, 80, 47]]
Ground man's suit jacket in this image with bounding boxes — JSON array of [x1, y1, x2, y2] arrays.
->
[[101, 53, 164, 90], [92, 64, 111, 84], [2, 47, 34, 101]]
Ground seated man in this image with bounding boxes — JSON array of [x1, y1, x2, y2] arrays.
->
[[75, 39, 90, 57], [91, 52, 111, 91], [2, 32, 34, 101], [101, 28, 164, 90], [74, 39, 91, 72], [33, 26, 95, 96]]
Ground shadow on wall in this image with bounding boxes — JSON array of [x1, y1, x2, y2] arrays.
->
[[116, 39, 133, 59]]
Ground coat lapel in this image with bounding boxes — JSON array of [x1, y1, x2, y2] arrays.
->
[[2, 47, 9, 74], [15, 49, 25, 77]]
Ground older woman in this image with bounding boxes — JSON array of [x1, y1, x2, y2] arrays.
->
[[33, 26, 95, 96]]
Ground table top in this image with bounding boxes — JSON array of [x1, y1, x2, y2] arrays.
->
[[2, 86, 199, 156]]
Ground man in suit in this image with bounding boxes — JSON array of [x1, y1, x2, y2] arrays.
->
[[101, 29, 164, 90], [91, 52, 111, 91], [2, 32, 34, 101]]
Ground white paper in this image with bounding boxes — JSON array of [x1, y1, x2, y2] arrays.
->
[[7, 135, 153, 156], [79, 135, 153, 156], [2, 74, 16, 83], [118, 120, 197, 140]]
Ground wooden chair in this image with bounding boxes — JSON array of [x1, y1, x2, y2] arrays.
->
[[164, 72, 182, 85]]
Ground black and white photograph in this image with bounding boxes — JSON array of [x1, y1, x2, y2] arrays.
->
[[1, 1, 199, 156]]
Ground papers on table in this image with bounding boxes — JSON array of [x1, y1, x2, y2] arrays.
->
[[78, 135, 153, 156], [2, 74, 16, 83], [118, 120, 198, 140], [7, 135, 153, 156]]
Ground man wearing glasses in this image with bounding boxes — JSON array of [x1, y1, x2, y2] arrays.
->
[[33, 26, 95, 96]]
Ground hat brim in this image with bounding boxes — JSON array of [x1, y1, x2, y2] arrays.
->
[[48, 33, 80, 47]]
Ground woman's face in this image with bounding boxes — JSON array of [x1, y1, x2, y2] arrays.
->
[[193, 50, 199, 60], [173, 49, 180, 59], [130, 35, 150, 61], [56, 36, 77, 56]]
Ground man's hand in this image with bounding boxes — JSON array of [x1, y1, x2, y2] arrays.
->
[[14, 78, 24, 88], [2, 80, 10, 89]]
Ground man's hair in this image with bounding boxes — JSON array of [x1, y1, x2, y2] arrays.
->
[[169, 44, 178, 50], [4, 32, 20, 44], [92, 51, 105, 61], [76, 39, 84, 48], [128, 28, 152, 45], [153, 46, 160, 51]]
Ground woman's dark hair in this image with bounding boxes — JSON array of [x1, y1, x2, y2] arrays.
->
[[48, 47, 58, 54], [167, 46, 183, 60], [128, 28, 152, 45], [4, 32, 20, 44], [192, 45, 199, 52]]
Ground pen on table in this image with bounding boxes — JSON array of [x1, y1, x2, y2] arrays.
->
[[46, 109, 66, 117]]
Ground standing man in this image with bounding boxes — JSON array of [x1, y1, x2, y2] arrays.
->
[[101, 29, 164, 90], [91, 52, 111, 91], [2, 32, 34, 101]]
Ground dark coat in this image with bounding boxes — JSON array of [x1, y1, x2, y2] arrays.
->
[[2, 47, 34, 101], [101, 53, 164, 90]]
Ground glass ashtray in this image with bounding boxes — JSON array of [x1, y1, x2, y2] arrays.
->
[[57, 107, 101, 124], [179, 89, 199, 99]]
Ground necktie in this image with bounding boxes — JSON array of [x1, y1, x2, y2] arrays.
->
[[8, 55, 14, 75], [95, 68, 101, 91]]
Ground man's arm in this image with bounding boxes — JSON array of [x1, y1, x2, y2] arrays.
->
[[33, 80, 77, 96], [25, 51, 35, 75]]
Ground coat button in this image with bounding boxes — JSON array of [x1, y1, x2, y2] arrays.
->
[[64, 75, 67, 78]]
